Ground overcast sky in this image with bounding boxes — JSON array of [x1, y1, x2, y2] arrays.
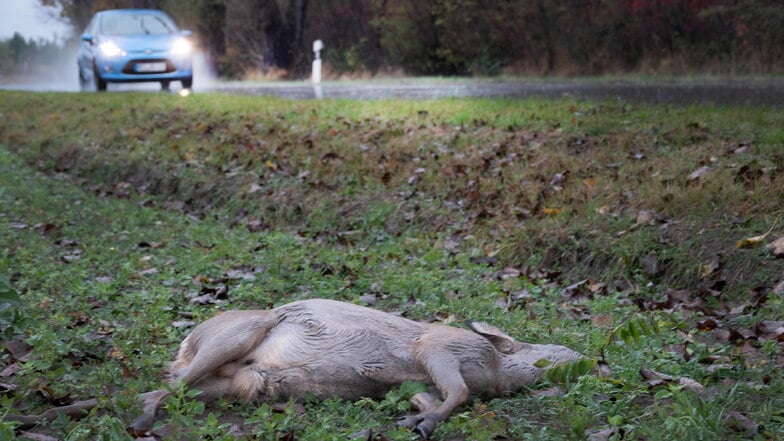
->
[[0, 0, 72, 41]]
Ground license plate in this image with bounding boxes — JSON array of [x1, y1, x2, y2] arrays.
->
[[135, 62, 166, 73]]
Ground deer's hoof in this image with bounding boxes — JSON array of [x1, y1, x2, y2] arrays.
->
[[127, 412, 154, 437], [397, 413, 437, 438], [415, 419, 436, 439]]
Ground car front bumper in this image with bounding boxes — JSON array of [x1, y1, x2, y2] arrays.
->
[[95, 54, 192, 82]]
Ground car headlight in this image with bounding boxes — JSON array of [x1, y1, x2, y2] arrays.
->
[[171, 38, 192, 56], [99, 41, 125, 58]]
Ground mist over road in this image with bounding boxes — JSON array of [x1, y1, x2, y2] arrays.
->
[[3, 63, 783, 106], [208, 79, 784, 106]]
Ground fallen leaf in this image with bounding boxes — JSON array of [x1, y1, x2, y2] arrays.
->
[[640, 253, 662, 276], [754, 320, 784, 341], [678, 377, 704, 393], [97, 319, 115, 335], [349, 429, 373, 441], [496, 267, 522, 280], [696, 318, 719, 331], [699, 255, 721, 279], [728, 326, 757, 342], [0, 382, 18, 392], [443, 235, 462, 252], [188, 283, 230, 304], [531, 386, 565, 398], [726, 411, 760, 435], [640, 366, 673, 382], [61, 248, 83, 263], [109, 347, 125, 360], [542, 207, 562, 216], [767, 235, 784, 257], [0, 362, 21, 377], [359, 294, 377, 305], [687, 165, 710, 182], [562, 279, 592, 299], [69, 311, 89, 326], [468, 255, 498, 266], [635, 209, 655, 226], [33, 222, 60, 235], [189, 294, 218, 305], [591, 314, 614, 329], [773, 278, 784, 297], [665, 342, 691, 362], [735, 234, 767, 249], [225, 267, 259, 281], [137, 268, 159, 276], [37, 385, 73, 406], [4, 340, 33, 361], [587, 280, 607, 294], [18, 432, 60, 441], [588, 428, 619, 441]]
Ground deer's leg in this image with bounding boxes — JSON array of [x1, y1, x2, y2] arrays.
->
[[173, 311, 274, 385], [411, 392, 441, 413], [131, 311, 273, 434], [129, 376, 236, 434], [128, 389, 170, 435], [401, 352, 469, 438]]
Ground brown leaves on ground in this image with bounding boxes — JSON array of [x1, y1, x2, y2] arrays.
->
[[7, 99, 784, 303], [635, 284, 782, 368], [639, 366, 704, 393], [185, 265, 266, 306]]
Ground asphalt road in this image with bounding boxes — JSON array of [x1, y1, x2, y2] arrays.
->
[[209, 79, 784, 106], [3, 74, 784, 106]]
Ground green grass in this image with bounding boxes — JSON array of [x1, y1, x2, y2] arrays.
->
[[0, 91, 783, 440]]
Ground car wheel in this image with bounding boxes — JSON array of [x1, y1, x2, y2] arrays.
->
[[181, 76, 193, 89], [160, 81, 170, 91], [93, 66, 107, 91]]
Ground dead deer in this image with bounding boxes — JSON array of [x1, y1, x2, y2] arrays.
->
[[9, 298, 583, 438]]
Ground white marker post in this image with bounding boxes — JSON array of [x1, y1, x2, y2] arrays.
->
[[312, 39, 323, 84]]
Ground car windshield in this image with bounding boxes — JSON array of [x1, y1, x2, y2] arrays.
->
[[100, 13, 175, 36]]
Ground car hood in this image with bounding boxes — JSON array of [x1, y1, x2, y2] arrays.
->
[[99, 34, 180, 54]]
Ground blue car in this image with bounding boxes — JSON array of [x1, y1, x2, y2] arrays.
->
[[78, 9, 193, 91]]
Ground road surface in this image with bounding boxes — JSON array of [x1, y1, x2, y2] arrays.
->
[[3, 72, 784, 106]]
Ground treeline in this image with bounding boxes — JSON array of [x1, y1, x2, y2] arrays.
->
[[0, 33, 66, 77], [43, 0, 784, 78]]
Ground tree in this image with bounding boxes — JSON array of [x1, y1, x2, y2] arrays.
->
[[36, 0, 784, 77]]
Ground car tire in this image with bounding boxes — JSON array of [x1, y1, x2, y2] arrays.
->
[[93, 66, 107, 92], [160, 81, 171, 91], [181, 76, 193, 89]]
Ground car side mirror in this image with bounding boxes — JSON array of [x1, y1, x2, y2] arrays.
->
[[181, 30, 192, 37], [80, 34, 93, 43]]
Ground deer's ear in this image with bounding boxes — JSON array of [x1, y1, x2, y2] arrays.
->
[[465, 320, 527, 354]]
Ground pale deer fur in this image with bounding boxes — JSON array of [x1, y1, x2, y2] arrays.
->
[[7, 298, 582, 437], [132, 298, 582, 437]]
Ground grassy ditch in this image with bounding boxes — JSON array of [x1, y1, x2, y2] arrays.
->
[[0, 91, 783, 440]]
